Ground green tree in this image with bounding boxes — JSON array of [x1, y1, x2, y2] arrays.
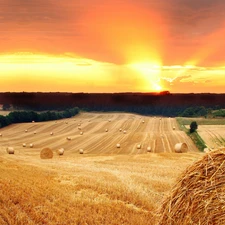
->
[[190, 121, 198, 133]]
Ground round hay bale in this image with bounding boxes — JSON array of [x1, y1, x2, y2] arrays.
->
[[79, 149, 84, 154], [147, 146, 151, 152], [67, 137, 71, 140], [80, 131, 83, 135], [173, 126, 175, 130], [25, 129, 28, 133], [56, 148, 64, 155], [174, 143, 188, 153], [105, 129, 108, 132], [32, 120, 35, 123], [158, 149, 225, 225], [30, 143, 34, 148], [0, 133, 2, 137], [78, 123, 81, 126], [142, 120, 145, 123], [119, 128, 122, 132], [50, 132, 54, 135], [116, 144, 120, 148], [22, 143, 26, 147], [33, 131, 36, 134], [6, 147, 14, 154], [137, 144, 141, 149], [123, 130, 127, 134], [78, 127, 82, 130], [40, 147, 53, 159], [108, 119, 111, 122], [204, 147, 210, 153]]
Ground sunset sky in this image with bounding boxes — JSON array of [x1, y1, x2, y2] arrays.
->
[[1, 0, 225, 93]]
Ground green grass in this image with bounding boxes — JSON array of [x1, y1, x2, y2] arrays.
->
[[176, 118, 207, 152], [176, 117, 225, 125]]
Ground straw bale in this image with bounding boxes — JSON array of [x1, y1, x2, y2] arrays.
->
[[40, 147, 53, 159], [158, 149, 225, 225], [147, 146, 151, 152], [79, 149, 84, 154], [33, 131, 36, 134], [32, 120, 35, 123], [123, 130, 127, 134], [22, 143, 26, 147], [105, 129, 108, 132], [173, 126, 175, 130], [142, 120, 145, 123], [56, 148, 64, 155], [25, 129, 28, 133], [80, 131, 83, 135], [119, 128, 122, 132], [174, 142, 188, 153], [137, 144, 141, 149], [50, 132, 54, 135], [0, 133, 2, 137], [116, 144, 120, 148], [67, 137, 71, 140], [6, 147, 14, 154], [30, 143, 34, 148]]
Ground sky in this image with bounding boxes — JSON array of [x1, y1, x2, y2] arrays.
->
[[0, 0, 225, 93]]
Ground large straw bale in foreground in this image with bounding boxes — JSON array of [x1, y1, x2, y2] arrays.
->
[[158, 148, 225, 225], [40, 148, 53, 159]]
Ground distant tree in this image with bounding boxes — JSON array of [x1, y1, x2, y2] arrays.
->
[[190, 121, 198, 133]]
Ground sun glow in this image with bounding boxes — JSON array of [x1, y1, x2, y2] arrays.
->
[[128, 62, 163, 91]]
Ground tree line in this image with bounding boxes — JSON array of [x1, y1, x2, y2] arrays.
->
[[0, 107, 80, 128]]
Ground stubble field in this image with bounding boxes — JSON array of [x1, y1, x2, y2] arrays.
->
[[0, 113, 202, 224]]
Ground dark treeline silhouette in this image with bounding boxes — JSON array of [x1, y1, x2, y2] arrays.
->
[[0, 107, 79, 128], [0, 92, 225, 117]]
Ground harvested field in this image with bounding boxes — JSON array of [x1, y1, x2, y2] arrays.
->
[[197, 125, 225, 149], [0, 113, 198, 156], [0, 112, 202, 224]]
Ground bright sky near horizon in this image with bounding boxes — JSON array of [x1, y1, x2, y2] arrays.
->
[[1, 0, 225, 93]]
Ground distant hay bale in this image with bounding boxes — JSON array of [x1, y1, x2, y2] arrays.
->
[[105, 129, 108, 132], [67, 137, 71, 140], [25, 129, 28, 133], [79, 149, 84, 154], [119, 128, 122, 132], [123, 130, 127, 134], [50, 132, 54, 135], [80, 131, 83, 135], [40, 147, 53, 159], [78, 127, 82, 130], [158, 149, 225, 225], [142, 120, 145, 123], [78, 123, 81, 126], [6, 147, 14, 154], [137, 144, 141, 149], [108, 119, 111, 122], [33, 131, 36, 134], [22, 143, 26, 147], [65, 121, 68, 124], [174, 143, 188, 153], [30, 143, 34, 148], [147, 146, 151, 152], [0, 133, 2, 137], [32, 120, 35, 123], [56, 148, 64, 155], [116, 144, 120, 148], [173, 126, 175, 130]]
